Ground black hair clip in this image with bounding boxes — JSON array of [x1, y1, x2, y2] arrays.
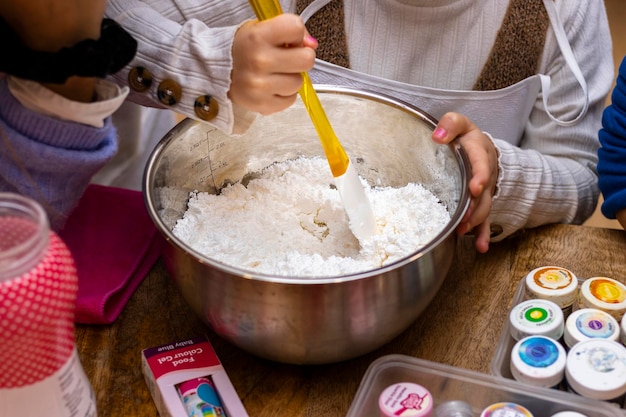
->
[[0, 17, 137, 84]]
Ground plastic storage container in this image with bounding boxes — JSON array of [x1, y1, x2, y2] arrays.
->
[[0, 193, 97, 417], [346, 355, 622, 417], [491, 276, 626, 412]]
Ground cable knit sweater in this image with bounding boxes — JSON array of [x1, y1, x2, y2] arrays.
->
[[0, 78, 118, 230], [106, 0, 613, 241], [598, 57, 626, 219]]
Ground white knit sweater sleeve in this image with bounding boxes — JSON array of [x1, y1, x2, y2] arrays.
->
[[489, 0, 614, 240], [105, 0, 257, 134]]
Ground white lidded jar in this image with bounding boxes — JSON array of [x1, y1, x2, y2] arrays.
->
[[565, 339, 626, 401], [524, 266, 579, 316], [378, 382, 433, 417], [509, 299, 564, 341], [480, 402, 533, 417], [576, 277, 626, 322], [510, 335, 566, 388], [563, 308, 620, 349], [621, 313, 626, 345], [0, 193, 97, 417]]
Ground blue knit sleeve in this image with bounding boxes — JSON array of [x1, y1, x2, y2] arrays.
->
[[0, 79, 118, 230], [598, 57, 626, 219]]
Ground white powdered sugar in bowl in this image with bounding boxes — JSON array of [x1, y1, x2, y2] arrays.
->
[[173, 156, 451, 278]]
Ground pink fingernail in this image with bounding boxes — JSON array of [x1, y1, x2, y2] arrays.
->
[[433, 127, 447, 140], [306, 35, 318, 44]]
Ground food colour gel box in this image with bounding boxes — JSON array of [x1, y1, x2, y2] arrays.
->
[[142, 335, 249, 417]]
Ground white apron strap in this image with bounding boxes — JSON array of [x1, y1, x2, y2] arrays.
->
[[541, 0, 589, 127], [300, 0, 333, 23]]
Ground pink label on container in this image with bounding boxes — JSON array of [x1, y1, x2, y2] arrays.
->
[[0, 231, 77, 388]]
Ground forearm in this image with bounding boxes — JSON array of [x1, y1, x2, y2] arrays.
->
[[490, 137, 599, 240]]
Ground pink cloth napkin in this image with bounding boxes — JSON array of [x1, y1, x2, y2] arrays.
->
[[59, 184, 164, 324]]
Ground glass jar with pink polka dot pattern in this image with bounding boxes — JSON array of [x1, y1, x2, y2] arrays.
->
[[0, 193, 97, 417]]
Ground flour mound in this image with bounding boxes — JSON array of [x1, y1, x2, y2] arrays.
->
[[173, 157, 451, 277]]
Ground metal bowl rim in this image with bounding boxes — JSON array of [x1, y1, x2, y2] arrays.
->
[[143, 85, 472, 285]]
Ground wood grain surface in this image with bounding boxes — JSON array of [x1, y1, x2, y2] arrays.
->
[[74, 224, 626, 417]]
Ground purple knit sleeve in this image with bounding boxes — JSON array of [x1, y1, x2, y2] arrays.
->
[[0, 79, 118, 230]]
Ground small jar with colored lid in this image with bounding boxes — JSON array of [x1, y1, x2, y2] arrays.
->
[[524, 266, 579, 316], [509, 299, 564, 341], [563, 308, 620, 349], [510, 335, 566, 388], [576, 277, 626, 322], [565, 339, 626, 401], [378, 382, 433, 417], [480, 402, 533, 417]]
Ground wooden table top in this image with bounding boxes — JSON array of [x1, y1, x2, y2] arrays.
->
[[74, 224, 626, 417]]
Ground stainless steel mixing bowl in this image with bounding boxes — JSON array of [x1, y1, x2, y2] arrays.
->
[[143, 86, 471, 364]]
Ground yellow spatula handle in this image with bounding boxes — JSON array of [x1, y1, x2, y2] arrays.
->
[[248, 0, 350, 177], [248, 0, 282, 21]]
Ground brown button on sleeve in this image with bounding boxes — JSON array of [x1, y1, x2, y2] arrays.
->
[[490, 224, 504, 238], [193, 95, 219, 121], [128, 67, 153, 92], [157, 79, 182, 106]]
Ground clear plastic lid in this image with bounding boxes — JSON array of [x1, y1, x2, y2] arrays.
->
[[348, 354, 623, 417], [434, 400, 473, 417]]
